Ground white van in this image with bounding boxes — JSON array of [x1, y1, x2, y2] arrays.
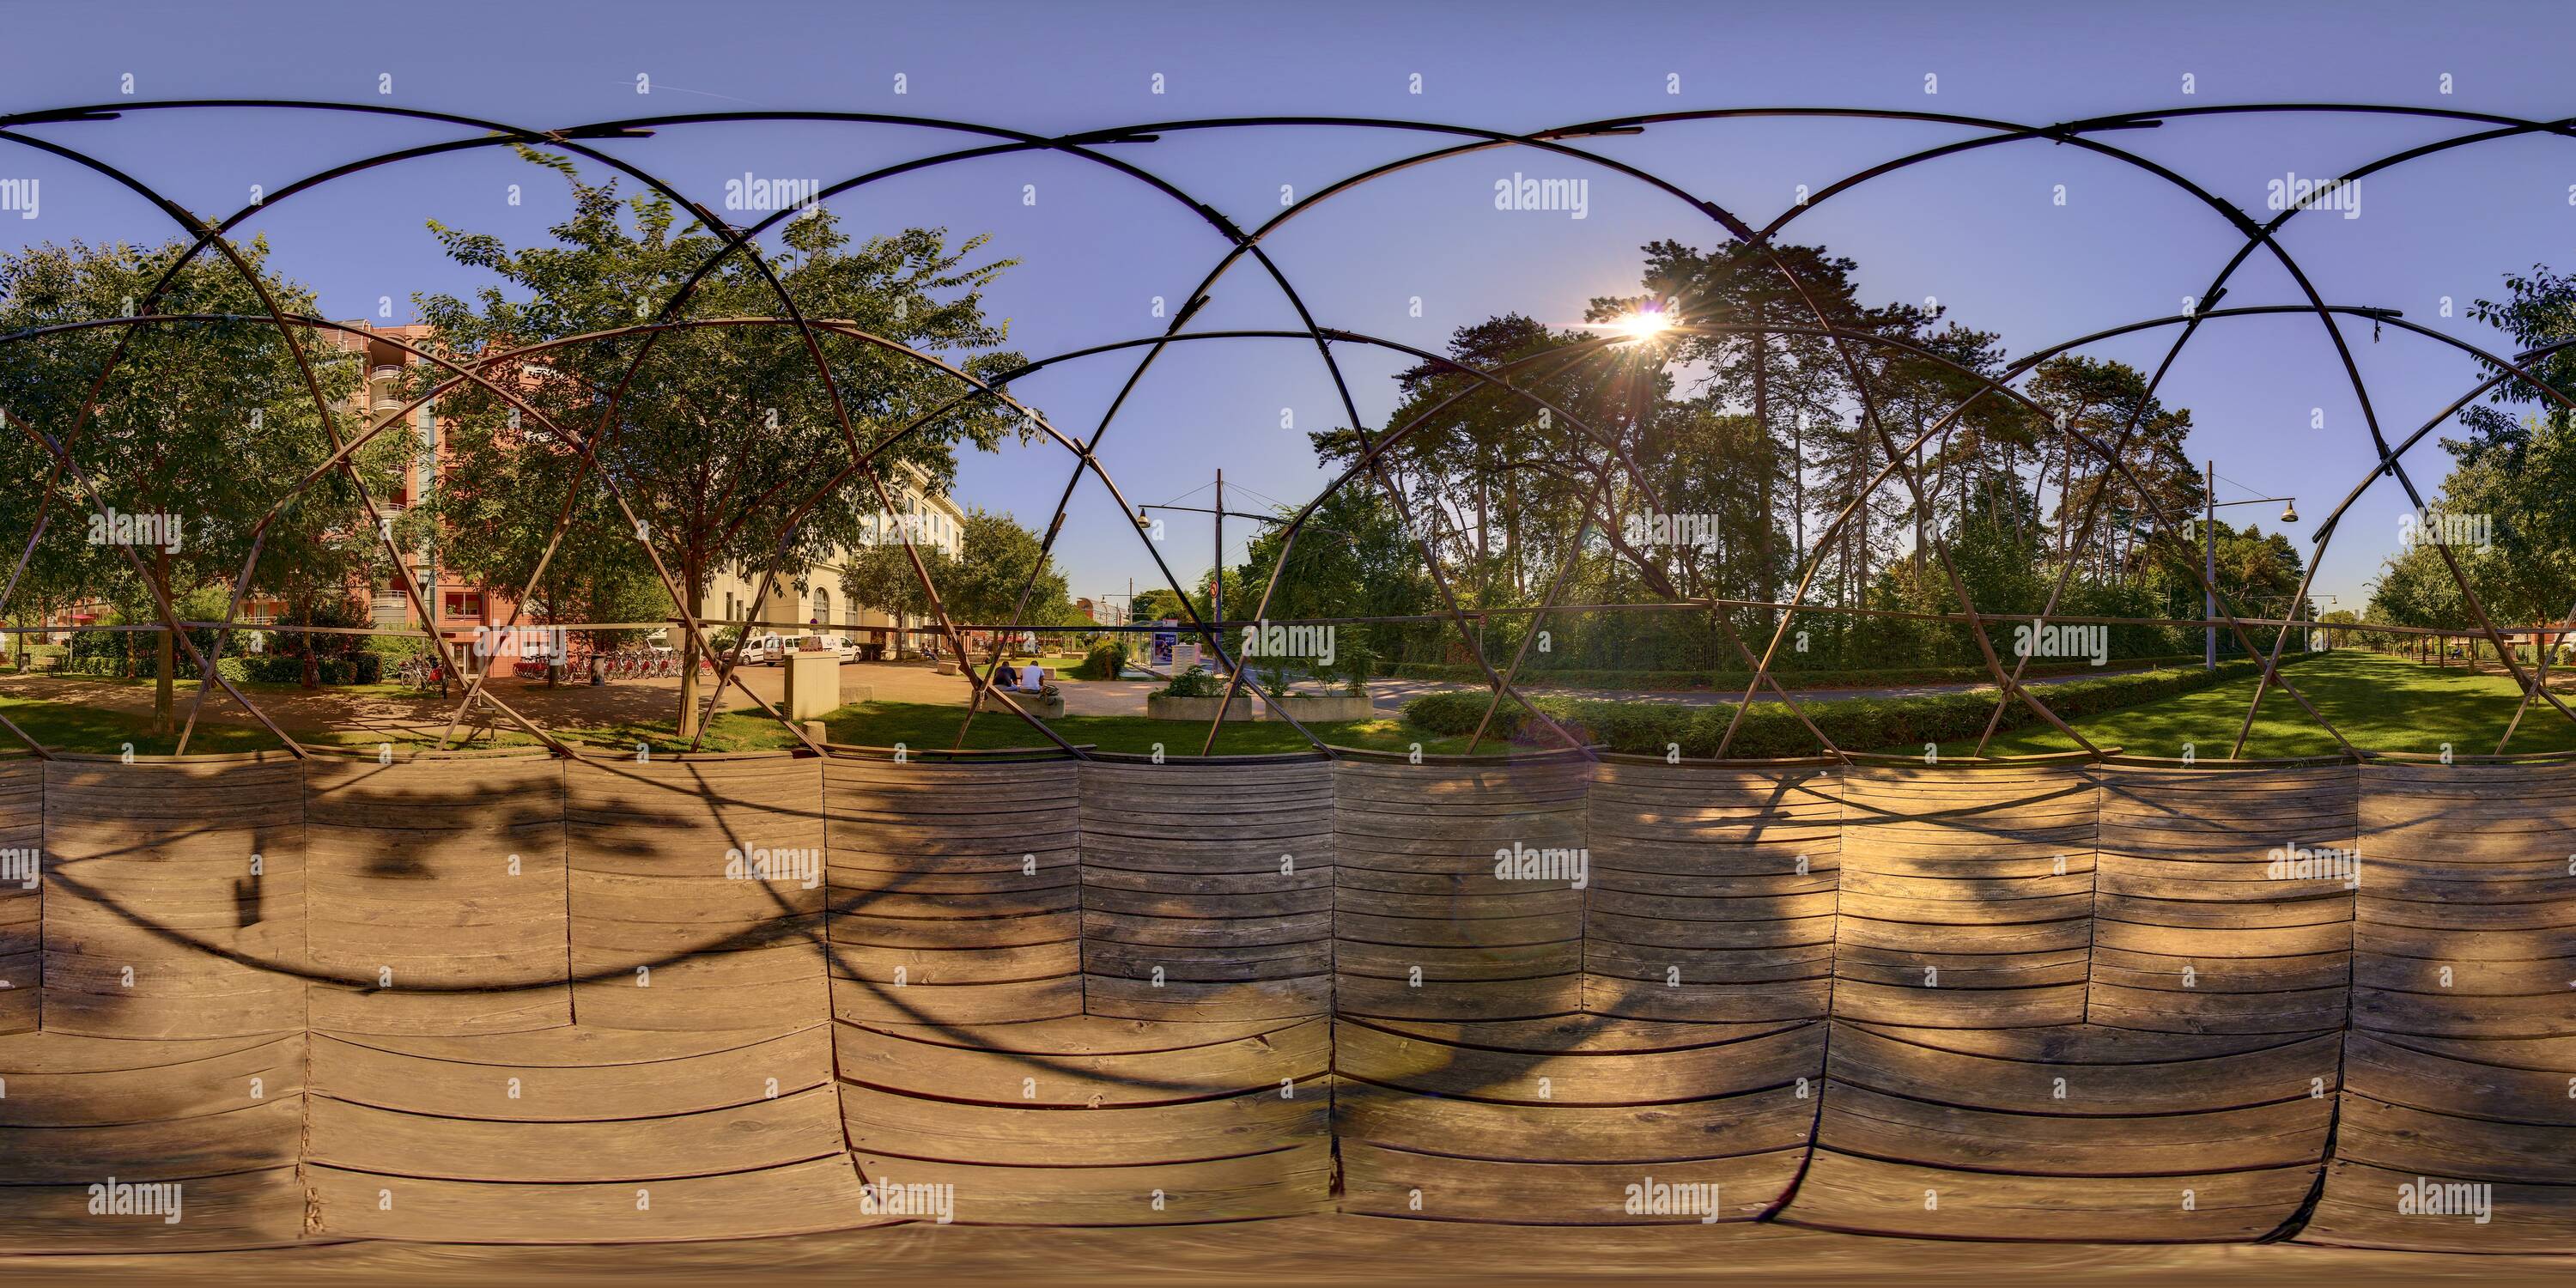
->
[[796, 632, 860, 662], [750, 632, 856, 665]]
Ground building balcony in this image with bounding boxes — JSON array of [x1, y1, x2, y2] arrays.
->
[[371, 365, 403, 382]]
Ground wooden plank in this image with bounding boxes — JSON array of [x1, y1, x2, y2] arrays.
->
[[1583, 975, 1834, 1023], [1335, 1018, 1819, 1103], [2352, 988, 2576, 1039], [0, 1032, 301, 1127], [1340, 1141, 1801, 1223], [1780, 1150, 2312, 1241], [2087, 987, 2353, 1036], [1084, 974, 1332, 1023], [41, 759, 308, 1040], [1825, 1024, 2341, 1113], [846, 1146, 1332, 1224], [0, 762, 34, 1036], [2335, 1092, 2576, 1184], [563, 760, 829, 1036], [0, 1097, 303, 1182], [842, 1015, 1309, 1054], [309, 1025, 829, 1120], [835, 1016, 1327, 1105], [2341, 1033, 2576, 1127], [829, 940, 1083, 986], [1845, 1021, 2330, 1065], [2300, 1160, 2576, 1253], [1817, 1082, 2329, 1175], [0, 1166, 307, 1251], [1337, 1081, 1811, 1163], [1333, 973, 1583, 1022], [307, 1085, 848, 1181], [306, 1156, 872, 1242], [570, 954, 829, 1032], [831, 974, 1083, 1025], [1826, 980, 2088, 1029], [843, 1080, 1327, 1166], [303, 759, 570, 1036]]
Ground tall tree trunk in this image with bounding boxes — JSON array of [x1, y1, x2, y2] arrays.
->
[[677, 562, 704, 740], [1474, 449, 1491, 598], [154, 547, 175, 733], [1753, 336, 1773, 627], [1790, 411, 1806, 572]]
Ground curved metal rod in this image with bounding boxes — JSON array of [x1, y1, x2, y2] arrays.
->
[[3, 100, 2568, 757]]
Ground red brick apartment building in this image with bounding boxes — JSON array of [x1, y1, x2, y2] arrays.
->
[[35, 320, 961, 670]]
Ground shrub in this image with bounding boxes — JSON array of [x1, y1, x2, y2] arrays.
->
[[1070, 641, 1127, 680], [1151, 663, 1224, 699], [52, 652, 381, 686], [1334, 640, 1378, 696], [366, 632, 439, 664]]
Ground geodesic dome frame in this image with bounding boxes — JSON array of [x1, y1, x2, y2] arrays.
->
[[3, 97, 2573, 762]]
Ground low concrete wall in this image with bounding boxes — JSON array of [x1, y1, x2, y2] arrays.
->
[[1144, 692, 1253, 721], [0, 749, 2567, 1249]]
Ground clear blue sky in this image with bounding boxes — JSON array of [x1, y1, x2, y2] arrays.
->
[[2, 0, 2570, 615]]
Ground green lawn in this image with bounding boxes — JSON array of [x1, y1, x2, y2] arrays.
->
[[0, 691, 289, 756], [0, 685, 1473, 758], [1982, 649, 2576, 758], [30, 649, 2531, 762]]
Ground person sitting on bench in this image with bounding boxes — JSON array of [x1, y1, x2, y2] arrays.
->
[[993, 660, 1018, 689]]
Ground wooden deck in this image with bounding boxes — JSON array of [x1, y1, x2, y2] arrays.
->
[[1, 750, 2571, 1255]]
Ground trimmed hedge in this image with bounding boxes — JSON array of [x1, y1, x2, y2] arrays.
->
[[1401, 654, 2324, 759], [50, 653, 381, 685], [1385, 653, 2216, 693]]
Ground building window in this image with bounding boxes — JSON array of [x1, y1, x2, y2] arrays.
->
[[812, 587, 830, 625], [443, 590, 482, 620]]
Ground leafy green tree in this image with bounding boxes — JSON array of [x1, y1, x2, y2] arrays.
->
[[1227, 489, 1438, 669], [0, 237, 382, 726], [413, 153, 1029, 736], [841, 506, 1069, 639], [1130, 586, 1198, 623], [2363, 264, 2576, 631], [2021, 355, 2197, 582]]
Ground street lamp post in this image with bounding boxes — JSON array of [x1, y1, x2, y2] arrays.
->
[[2202, 458, 2300, 669], [1139, 479, 1361, 677]]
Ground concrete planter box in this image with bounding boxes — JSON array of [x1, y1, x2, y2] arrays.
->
[[1015, 695, 1066, 719], [1146, 692, 1254, 721], [934, 660, 957, 676], [782, 651, 842, 721], [1262, 693, 1376, 722]]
